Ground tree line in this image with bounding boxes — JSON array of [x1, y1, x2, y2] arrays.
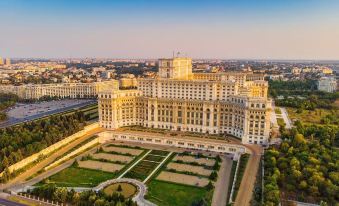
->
[[269, 80, 339, 110], [268, 80, 317, 98], [0, 93, 19, 121], [29, 184, 138, 206], [264, 122, 339, 205], [0, 111, 86, 182]]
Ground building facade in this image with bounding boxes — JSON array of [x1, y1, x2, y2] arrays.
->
[[317, 77, 337, 93], [99, 57, 272, 145], [99, 130, 247, 155], [0, 82, 116, 99]]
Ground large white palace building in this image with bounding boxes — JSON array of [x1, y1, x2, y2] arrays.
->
[[0, 82, 107, 99], [99, 57, 272, 145]]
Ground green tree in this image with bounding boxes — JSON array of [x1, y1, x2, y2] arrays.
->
[[117, 184, 122, 192]]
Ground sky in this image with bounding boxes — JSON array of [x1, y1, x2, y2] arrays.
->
[[0, 0, 339, 60]]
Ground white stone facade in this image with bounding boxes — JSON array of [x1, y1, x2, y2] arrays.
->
[[99, 58, 272, 145], [317, 77, 337, 93]]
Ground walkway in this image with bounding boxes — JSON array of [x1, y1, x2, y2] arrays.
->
[[280, 107, 292, 128], [211, 156, 233, 206], [143, 152, 173, 183], [118, 150, 152, 179], [234, 145, 262, 206]]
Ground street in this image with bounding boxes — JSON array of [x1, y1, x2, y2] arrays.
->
[[0, 198, 26, 206]]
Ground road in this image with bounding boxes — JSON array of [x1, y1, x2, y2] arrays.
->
[[279, 107, 292, 129], [234, 144, 262, 206], [212, 156, 233, 206], [0, 100, 96, 128], [1, 126, 104, 191], [0, 198, 26, 206]]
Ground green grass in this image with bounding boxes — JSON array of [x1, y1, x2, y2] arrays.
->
[[35, 166, 116, 187], [146, 180, 210, 206], [123, 160, 159, 181], [274, 108, 282, 114], [144, 154, 165, 162], [277, 118, 286, 127]]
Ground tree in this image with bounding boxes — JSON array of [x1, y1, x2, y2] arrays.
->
[[191, 198, 208, 206], [209, 171, 218, 181], [94, 199, 106, 206], [72, 159, 79, 167], [328, 172, 339, 185], [2, 156, 9, 168], [205, 181, 214, 191], [298, 180, 308, 190], [117, 184, 122, 192], [53, 187, 68, 203], [293, 133, 306, 146]]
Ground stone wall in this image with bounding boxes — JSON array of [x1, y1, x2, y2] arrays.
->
[[99, 130, 247, 155], [44, 137, 99, 170], [0, 122, 99, 177]]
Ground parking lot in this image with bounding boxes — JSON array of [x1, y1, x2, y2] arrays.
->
[[0, 99, 96, 128]]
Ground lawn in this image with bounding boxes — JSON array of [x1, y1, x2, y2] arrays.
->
[[36, 166, 116, 187], [144, 154, 165, 162], [146, 180, 210, 206], [277, 118, 286, 127], [103, 182, 137, 198], [274, 108, 282, 114], [123, 160, 159, 181]]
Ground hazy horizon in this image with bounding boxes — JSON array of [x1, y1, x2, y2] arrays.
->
[[1, 0, 339, 60]]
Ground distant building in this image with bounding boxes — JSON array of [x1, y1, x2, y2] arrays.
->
[[317, 77, 337, 93], [291, 67, 301, 75], [0, 57, 3, 65], [119, 77, 137, 88], [103, 70, 115, 79], [0, 81, 116, 99], [320, 67, 333, 74], [5, 58, 11, 65], [268, 74, 284, 80]]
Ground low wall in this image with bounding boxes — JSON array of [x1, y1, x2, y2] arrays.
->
[[0, 122, 99, 177], [99, 130, 247, 155], [44, 137, 99, 171]]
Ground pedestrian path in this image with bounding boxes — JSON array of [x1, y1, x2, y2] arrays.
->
[[118, 150, 152, 179], [143, 152, 173, 183]]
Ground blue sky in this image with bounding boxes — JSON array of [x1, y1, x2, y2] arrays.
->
[[1, 0, 339, 59]]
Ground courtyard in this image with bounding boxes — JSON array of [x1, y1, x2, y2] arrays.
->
[[31, 141, 234, 206]]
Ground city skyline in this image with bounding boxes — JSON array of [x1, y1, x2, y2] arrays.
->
[[1, 0, 339, 60]]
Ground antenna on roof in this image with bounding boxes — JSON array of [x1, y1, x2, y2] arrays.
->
[[172, 51, 175, 58]]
